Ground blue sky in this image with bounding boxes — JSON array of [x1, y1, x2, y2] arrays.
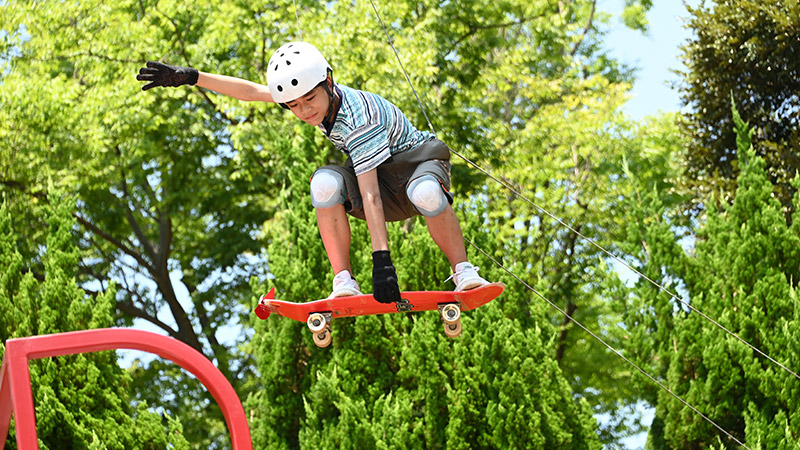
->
[[605, 0, 699, 120]]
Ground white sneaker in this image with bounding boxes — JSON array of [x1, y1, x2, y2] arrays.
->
[[448, 262, 489, 291], [328, 270, 362, 298]]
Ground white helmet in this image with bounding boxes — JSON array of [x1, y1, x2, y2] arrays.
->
[[267, 41, 332, 104]]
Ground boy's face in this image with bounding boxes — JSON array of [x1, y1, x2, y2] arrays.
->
[[286, 82, 330, 127]]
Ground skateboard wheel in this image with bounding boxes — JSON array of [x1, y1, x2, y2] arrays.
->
[[314, 331, 332, 348], [307, 313, 327, 333], [444, 321, 462, 338], [440, 303, 461, 324]]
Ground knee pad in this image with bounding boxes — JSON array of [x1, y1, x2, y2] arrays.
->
[[310, 169, 346, 209], [407, 175, 447, 217]]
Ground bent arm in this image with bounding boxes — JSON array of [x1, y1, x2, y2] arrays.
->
[[356, 169, 389, 252], [196, 72, 274, 103]]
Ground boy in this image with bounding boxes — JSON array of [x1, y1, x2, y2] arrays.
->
[[137, 41, 488, 303]]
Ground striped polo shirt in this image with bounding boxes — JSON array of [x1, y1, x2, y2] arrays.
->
[[319, 84, 433, 176]]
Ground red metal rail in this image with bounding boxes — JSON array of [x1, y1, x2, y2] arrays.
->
[[1, 328, 252, 449]]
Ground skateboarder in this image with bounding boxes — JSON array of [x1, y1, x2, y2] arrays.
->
[[137, 41, 489, 303]]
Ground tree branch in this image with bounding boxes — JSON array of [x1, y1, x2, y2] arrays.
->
[[117, 298, 179, 338], [117, 170, 158, 265], [156, 185, 173, 271], [569, 0, 597, 58], [447, 13, 546, 56], [72, 212, 154, 272], [0, 179, 46, 199]]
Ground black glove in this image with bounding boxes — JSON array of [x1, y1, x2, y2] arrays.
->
[[136, 61, 199, 91], [372, 250, 401, 304]]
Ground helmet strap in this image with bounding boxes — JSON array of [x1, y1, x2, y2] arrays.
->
[[321, 72, 339, 128]]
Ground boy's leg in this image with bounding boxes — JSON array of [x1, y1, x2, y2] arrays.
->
[[315, 201, 363, 298], [310, 166, 363, 297], [316, 204, 352, 274], [423, 205, 488, 290], [423, 204, 467, 271], [396, 141, 489, 290]]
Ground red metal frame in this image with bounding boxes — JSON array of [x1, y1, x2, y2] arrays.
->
[[1, 328, 252, 449]]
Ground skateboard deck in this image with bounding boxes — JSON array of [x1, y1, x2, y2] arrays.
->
[[254, 282, 505, 346]]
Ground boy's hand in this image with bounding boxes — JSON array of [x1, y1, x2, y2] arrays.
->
[[372, 250, 401, 303], [137, 61, 199, 91]]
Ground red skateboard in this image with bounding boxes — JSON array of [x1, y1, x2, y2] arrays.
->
[[254, 282, 505, 347]]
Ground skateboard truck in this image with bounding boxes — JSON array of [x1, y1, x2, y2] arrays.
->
[[395, 298, 413, 312]]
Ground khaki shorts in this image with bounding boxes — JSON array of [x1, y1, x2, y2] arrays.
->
[[311, 138, 454, 222]]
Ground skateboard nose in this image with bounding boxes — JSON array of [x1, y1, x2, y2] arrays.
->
[[254, 304, 271, 320]]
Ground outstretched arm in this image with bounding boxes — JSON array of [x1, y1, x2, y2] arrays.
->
[[137, 61, 274, 103], [196, 72, 274, 103]]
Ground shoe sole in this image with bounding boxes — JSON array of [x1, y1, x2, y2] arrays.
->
[[328, 288, 363, 299], [456, 279, 488, 291]]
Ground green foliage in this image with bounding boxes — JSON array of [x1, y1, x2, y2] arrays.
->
[[1, 0, 282, 441], [1, 0, 665, 447], [678, 0, 800, 220], [625, 106, 800, 449], [481, 84, 685, 441], [0, 194, 185, 449]]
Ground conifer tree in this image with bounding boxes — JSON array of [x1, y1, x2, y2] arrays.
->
[[0, 194, 187, 450], [624, 104, 800, 449]]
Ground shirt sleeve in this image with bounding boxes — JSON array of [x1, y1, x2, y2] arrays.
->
[[345, 122, 392, 176]]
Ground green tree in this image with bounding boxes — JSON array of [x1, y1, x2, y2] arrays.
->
[[2, 0, 662, 446], [347, 0, 668, 443], [1, 0, 280, 442], [0, 193, 188, 450], [0, 0, 279, 369], [678, 0, 800, 221], [623, 104, 800, 449]]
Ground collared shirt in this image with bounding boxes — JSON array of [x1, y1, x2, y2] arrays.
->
[[319, 84, 434, 176]]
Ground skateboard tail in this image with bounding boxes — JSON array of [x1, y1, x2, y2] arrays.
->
[[253, 287, 276, 320]]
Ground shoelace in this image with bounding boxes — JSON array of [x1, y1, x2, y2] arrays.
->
[[443, 266, 480, 284]]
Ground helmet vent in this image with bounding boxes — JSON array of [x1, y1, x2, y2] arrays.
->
[[291, 79, 298, 86], [277, 85, 283, 92]]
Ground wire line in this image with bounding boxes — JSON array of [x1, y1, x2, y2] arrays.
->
[[366, 0, 799, 384], [367, 0, 436, 134], [365, 0, 792, 445], [292, 0, 303, 41], [464, 237, 751, 450]]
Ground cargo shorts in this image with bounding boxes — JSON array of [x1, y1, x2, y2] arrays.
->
[[310, 138, 454, 222]]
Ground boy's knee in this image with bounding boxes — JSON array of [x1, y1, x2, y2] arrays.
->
[[407, 175, 447, 217], [310, 169, 346, 208]]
